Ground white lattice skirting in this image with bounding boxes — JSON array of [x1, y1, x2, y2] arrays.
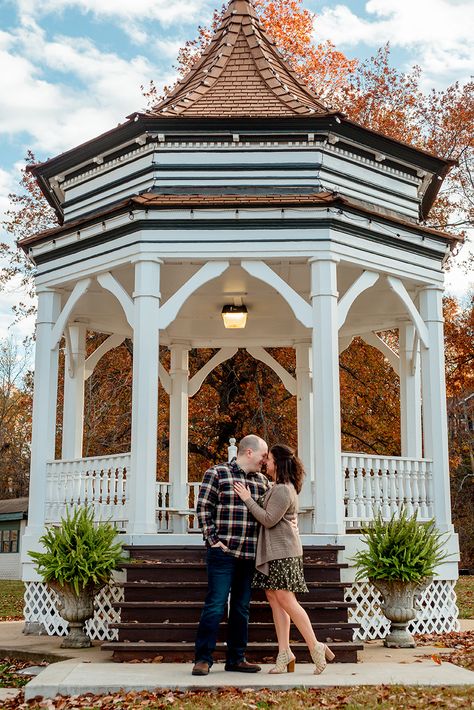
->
[[345, 580, 460, 641], [24, 582, 124, 641], [24, 579, 459, 642]]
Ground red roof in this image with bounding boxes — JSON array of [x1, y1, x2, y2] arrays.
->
[[148, 0, 330, 118], [18, 192, 461, 250]]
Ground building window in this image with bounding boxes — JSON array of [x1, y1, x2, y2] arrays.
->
[[0, 524, 20, 553]]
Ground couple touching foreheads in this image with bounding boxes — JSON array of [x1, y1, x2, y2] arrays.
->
[[192, 434, 334, 676]]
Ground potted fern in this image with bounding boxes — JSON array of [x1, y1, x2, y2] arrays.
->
[[29, 506, 126, 648], [353, 509, 448, 648]]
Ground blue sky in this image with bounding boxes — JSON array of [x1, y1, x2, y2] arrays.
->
[[0, 0, 472, 340]]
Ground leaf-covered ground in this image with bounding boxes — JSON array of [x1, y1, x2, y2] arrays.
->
[[1, 686, 474, 710], [414, 630, 474, 672], [456, 577, 474, 619], [0, 657, 47, 689], [0, 581, 24, 621]]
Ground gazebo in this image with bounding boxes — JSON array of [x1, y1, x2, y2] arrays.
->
[[20, 0, 459, 647]]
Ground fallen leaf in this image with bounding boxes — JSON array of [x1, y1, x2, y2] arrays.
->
[[431, 654, 442, 665]]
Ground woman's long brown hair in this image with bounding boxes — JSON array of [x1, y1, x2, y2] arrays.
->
[[270, 444, 305, 494]]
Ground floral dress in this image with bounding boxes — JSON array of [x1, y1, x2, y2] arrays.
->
[[251, 494, 308, 593]]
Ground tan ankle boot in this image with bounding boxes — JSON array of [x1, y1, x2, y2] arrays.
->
[[310, 642, 335, 674], [268, 649, 296, 674]]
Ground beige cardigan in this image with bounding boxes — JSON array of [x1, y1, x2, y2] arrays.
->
[[244, 483, 302, 575]]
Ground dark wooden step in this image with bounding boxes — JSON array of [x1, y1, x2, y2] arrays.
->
[[102, 640, 362, 664], [111, 621, 358, 644], [118, 580, 349, 603], [122, 561, 348, 584], [124, 544, 344, 564], [114, 600, 356, 624]]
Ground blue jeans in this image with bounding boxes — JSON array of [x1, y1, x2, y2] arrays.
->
[[194, 546, 255, 666]]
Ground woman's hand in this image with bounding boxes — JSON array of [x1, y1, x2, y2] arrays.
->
[[233, 481, 251, 501]]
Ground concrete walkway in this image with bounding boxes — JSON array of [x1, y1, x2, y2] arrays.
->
[[1, 621, 473, 699]]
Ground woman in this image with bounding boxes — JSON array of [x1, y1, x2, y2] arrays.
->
[[234, 444, 335, 674]]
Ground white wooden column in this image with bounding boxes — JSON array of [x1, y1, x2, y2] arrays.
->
[[169, 343, 190, 533], [128, 257, 161, 535], [23, 288, 61, 547], [295, 341, 313, 529], [310, 257, 345, 535], [62, 323, 87, 459], [399, 322, 422, 457], [419, 285, 453, 532]]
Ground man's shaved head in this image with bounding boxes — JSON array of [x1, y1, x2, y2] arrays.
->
[[237, 434, 266, 456]]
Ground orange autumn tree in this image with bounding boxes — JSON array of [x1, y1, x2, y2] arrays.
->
[[1, 1, 473, 503]]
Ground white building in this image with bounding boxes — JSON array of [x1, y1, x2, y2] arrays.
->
[[20, 0, 459, 644]]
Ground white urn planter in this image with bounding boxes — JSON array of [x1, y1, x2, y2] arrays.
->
[[51, 583, 100, 648], [372, 578, 429, 648]]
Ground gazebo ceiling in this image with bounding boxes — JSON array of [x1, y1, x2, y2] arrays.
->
[[63, 261, 420, 344]]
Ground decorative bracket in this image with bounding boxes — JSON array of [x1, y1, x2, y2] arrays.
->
[[246, 346, 296, 395], [360, 331, 400, 375], [50, 278, 91, 349], [338, 271, 379, 329], [387, 276, 429, 349], [188, 347, 237, 397], [241, 261, 311, 328], [159, 261, 229, 329], [97, 272, 134, 329], [84, 334, 126, 380]]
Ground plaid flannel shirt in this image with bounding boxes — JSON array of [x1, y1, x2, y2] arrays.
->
[[196, 459, 270, 560]]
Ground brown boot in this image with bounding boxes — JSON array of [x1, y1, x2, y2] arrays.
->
[[192, 660, 210, 676]]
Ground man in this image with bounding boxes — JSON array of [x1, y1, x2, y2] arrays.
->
[[192, 434, 269, 676]]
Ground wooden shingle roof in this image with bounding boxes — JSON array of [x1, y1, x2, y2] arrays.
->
[[148, 0, 330, 118]]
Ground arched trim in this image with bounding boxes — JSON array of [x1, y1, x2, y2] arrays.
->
[[97, 272, 134, 329], [159, 261, 229, 329], [338, 271, 379, 329], [246, 346, 296, 395], [241, 260, 311, 328], [84, 334, 126, 380], [188, 347, 237, 397], [159, 363, 172, 395], [387, 276, 430, 349], [360, 331, 400, 375], [50, 278, 91, 349]]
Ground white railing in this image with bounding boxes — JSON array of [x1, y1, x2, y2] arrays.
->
[[342, 453, 433, 528], [45, 453, 130, 528], [44, 453, 435, 534], [155, 482, 171, 531], [154, 482, 201, 532]]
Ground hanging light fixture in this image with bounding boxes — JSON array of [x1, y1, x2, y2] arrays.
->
[[221, 303, 248, 329]]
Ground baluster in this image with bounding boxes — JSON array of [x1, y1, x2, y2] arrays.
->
[[355, 459, 365, 522], [372, 461, 381, 517], [388, 458, 398, 516], [397, 459, 406, 515], [363, 462, 373, 522], [346, 459, 357, 524], [425, 460, 434, 518], [416, 461, 429, 520], [379, 458, 390, 519], [121, 464, 129, 527], [156, 484, 163, 532], [409, 459, 419, 517]]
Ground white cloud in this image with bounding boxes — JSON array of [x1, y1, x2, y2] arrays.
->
[[16, 0, 210, 43], [444, 237, 474, 300], [314, 0, 474, 86], [0, 20, 175, 155]]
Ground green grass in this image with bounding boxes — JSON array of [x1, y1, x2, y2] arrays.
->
[[0, 659, 31, 688], [0, 581, 24, 621], [455, 576, 474, 619]]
